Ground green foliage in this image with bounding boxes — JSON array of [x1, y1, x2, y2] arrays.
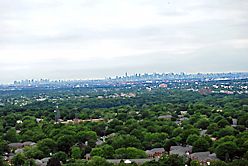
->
[[47, 157, 61, 166], [101, 144, 115, 159], [0, 141, 7, 155], [5, 127, 18, 143], [111, 135, 141, 149], [228, 159, 248, 166], [0, 156, 8, 166], [71, 146, 82, 159], [244, 151, 248, 160], [213, 136, 236, 149], [206, 123, 219, 134], [190, 160, 200, 166], [210, 160, 227, 166], [23, 159, 36, 166], [53, 151, 67, 163], [77, 131, 97, 147], [87, 156, 111, 166], [90, 147, 104, 157], [37, 138, 57, 156], [142, 160, 160, 166], [64, 159, 87, 166], [4, 114, 16, 128], [195, 118, 209, 129], [238, 114, 248, 127], [114, 147, 147, 159], [0, 85, 248, 165], [186, 134, 200, 145], [24, 146, 44, 159], [217, 119, 230, 128], [21, 128, 45, 142], [57, 135, 76, 153], [11, 153, 26, 166], [180, 128, 199, 143], [218, 126, 238, 137], [143, 132, 168, 149], [192, 137, 210, 152], [159, 154, 184, 166], [215, 141, 238, 161]]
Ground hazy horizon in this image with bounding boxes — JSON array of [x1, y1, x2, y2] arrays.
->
[[1, 0, 248, 84]]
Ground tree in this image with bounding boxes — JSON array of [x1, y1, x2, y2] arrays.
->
[[47, 157, 61, 166], [180, 128, 199, 143], [4, 114, 16, 128], [37, 138, 57, 155], [111, 135, 141, 149], [53, 151, 67, 163], [229, 159, 248, 166], [23, 159, 36, 166], [57, 135, 76, 153], [217, 119, 230, 128], [215, 141, 238, 161], [164, 139, 177, 152], [64, 159, 87, 166], [11, 153, 26, 166], [238, 114, 248, 127], [192, 137, 210, 152], [0, 141, 7, 155], [21, 128, 45, 142], [186, 134, 200, 145], [159, 154, 184, 166], [217, 126, 238, 137], [87, 156, 111, 166], [206, 123, 218, 134], [71, 146, 82, 159], [90, 148, 104, 158], [114, 147, 147, 159], [0, 156, 8, 166], [209, 160, 227, 166], [5, 128, 18, 143], [190, 160, 200, 166], [101, 144, 114, 159], [77, 131, 97, 147], [244, 151, 248, 160], [195, 118, 209, 129], [143, 132, 168, 149], [24, 146, 44, 159]]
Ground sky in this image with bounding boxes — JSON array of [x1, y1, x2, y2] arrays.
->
[[0, 0, 248, 83]]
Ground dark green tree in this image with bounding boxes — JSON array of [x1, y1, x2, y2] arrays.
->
[[215, 141, 238, 161], [192, 137, 210, 152]]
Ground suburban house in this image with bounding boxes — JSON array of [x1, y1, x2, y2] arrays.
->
[[8, 143, 24, 149], [35, 157, 51, 166], [190, 152, 219, 165], [169, 145, 192, 156], [5, 142, 37, 162], [8, 142, 36, 150], [107, 159, 156, 165], [146, 148, 165, 158], [158, 115, 172, 120]]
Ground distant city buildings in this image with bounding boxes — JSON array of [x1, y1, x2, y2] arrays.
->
[[0, 72, 247, 95]]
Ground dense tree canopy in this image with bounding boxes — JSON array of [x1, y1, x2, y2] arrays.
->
[[0, 85, 247, 165]]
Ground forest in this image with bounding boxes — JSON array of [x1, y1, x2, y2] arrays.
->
[[0, 86, 248, 166]]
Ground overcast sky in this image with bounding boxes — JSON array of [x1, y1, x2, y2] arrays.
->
[[0, 0, 248, 83]]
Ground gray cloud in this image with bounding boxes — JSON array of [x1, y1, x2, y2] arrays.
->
[[0, 0, 248, 83]]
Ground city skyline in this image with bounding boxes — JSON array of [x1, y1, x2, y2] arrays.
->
[[7, 71, 248, 85], [1, 0, 248, 83]]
